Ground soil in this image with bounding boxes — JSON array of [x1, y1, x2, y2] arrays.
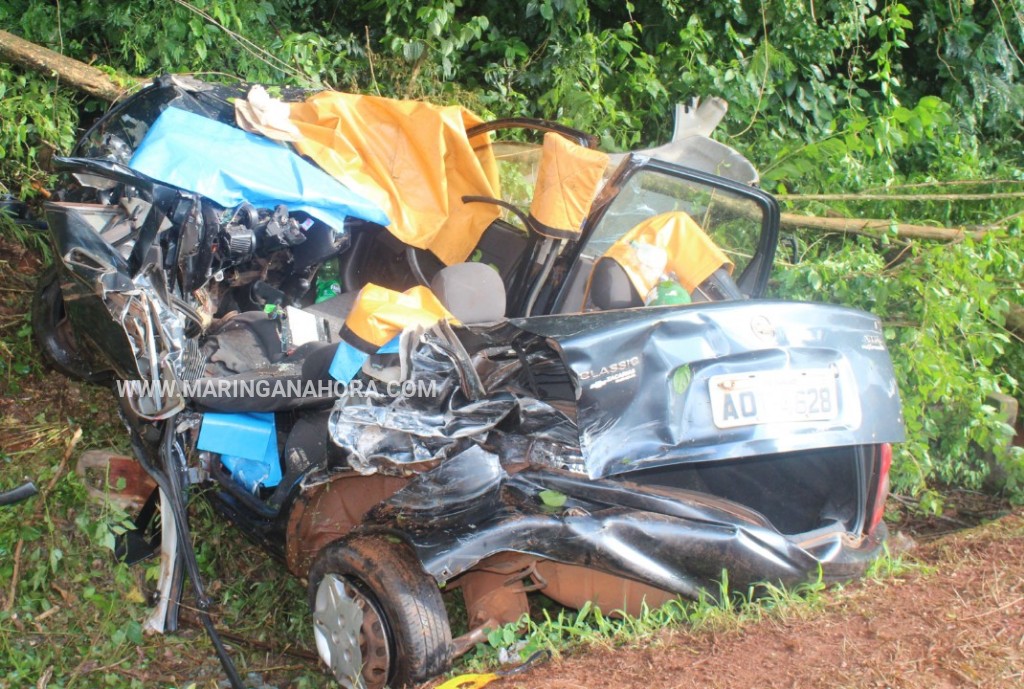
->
[[506, 511, 1024, 689]]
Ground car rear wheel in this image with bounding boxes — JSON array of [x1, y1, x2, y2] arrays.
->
[[307, 535, 452, 689], [31, 266, 111, 384]]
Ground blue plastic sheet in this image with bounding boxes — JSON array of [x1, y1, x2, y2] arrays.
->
[[197, 412, 282, 492], [328, 336, 401, 382], [129, 107, 389, 231], [328, 341, 371, 383]]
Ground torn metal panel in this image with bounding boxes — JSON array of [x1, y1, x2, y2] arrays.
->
[[285, 473, 410, 577], [327, 322, 584, 475], [375, 467, 824, 596]]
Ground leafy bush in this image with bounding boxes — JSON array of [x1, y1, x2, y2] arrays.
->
[[0, 65, 77, 198], [773, 230, 1024, 499]]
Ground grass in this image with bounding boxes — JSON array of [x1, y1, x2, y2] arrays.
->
[[0, 406, 324, 688], [863, 542, 932, 581], [454, 571, 834, 676], [450, 540, 934, 677]]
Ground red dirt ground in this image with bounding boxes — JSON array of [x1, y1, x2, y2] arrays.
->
[[505, 512, 1024, 689]]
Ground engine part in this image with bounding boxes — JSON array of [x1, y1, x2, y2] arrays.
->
[[222, 222, 256, 259], [263, 204, 306, 248]]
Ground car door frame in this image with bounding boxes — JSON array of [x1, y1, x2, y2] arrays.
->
[[547, 154, 781, 314]]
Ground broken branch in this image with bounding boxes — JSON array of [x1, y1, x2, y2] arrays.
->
[[779, 212, 996, 242], [0, 29, 141, 102], [781, 191, 1024, 202]]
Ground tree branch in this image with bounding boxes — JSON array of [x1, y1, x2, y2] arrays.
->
[[779, 212, 996, 242], [0, 29, 142, 102], [1006, 304, 1024, 340], [780, 191, 1024, 202]]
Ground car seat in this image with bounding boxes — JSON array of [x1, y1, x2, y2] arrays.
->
[[429, 262, 506, 324]]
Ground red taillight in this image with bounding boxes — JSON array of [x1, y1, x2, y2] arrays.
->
[[868, 443, 892, 534]]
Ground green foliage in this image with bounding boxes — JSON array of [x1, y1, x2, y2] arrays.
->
[[762, 96, 956, 193], [0, 65, 77, 198], [773, 231, 1024, 498], [902, 0, 1024, 137]]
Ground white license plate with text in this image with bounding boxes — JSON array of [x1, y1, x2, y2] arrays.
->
[[709, 369, 839, 429]]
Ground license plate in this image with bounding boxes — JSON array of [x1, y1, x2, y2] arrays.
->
[[709, 369, 838, 429]]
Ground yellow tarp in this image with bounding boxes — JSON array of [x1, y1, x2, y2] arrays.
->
[[598, 211, 733, 298], [529, 133, 609, 239], [343, 283, 457, 349], [286, 92, 501, 266]]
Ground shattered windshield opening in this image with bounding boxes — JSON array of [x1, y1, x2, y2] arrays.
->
[[582, 169, 763, 279], [554, 165, 767, 313]]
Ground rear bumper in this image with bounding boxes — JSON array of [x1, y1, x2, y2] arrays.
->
[[809, 521, 889, 582]]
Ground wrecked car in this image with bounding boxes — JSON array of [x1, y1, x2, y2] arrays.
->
[[32, 75, 904, 688]]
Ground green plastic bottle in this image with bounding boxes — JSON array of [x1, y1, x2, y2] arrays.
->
[[645, 276, 691, 306], [315, 258, 342, 303]]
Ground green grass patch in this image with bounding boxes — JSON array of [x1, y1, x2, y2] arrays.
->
[[455, 571, 832, 674]]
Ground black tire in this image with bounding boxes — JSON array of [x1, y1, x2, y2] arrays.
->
[[307, 535, 452, 689], [31, 266, 111, 384]]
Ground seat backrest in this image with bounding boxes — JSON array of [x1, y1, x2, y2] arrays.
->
[[588, 257, 642, 310], [430, 262, 506, 324]]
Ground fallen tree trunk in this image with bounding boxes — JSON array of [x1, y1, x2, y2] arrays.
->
[[779, 212, 993, 242], [780, 191, 1024, 202], [0, 29, 141, 102]]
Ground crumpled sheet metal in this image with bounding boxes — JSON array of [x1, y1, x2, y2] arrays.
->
[[47, 199, 186, 396], [374, 462, 825, 593], [106, 266, 188, 419], [346, 418, 886, 598], [329, 391, 517, 475], [328, 324, 583, 476], [379, 444, 504, 515]]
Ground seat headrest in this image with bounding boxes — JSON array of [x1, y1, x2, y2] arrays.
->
[[588, 258, 642, 310], [430, 262, 506, 324]]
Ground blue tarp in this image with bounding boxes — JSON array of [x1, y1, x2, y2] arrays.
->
[[328, 335, 401, 382], [197, 411, 281, 492], [129, 106, 389, 230]]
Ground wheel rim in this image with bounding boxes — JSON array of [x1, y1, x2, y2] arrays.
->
[[313, 573, 391, 689]]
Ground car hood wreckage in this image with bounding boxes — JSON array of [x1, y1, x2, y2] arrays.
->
[[32, 75, 905, 688]]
